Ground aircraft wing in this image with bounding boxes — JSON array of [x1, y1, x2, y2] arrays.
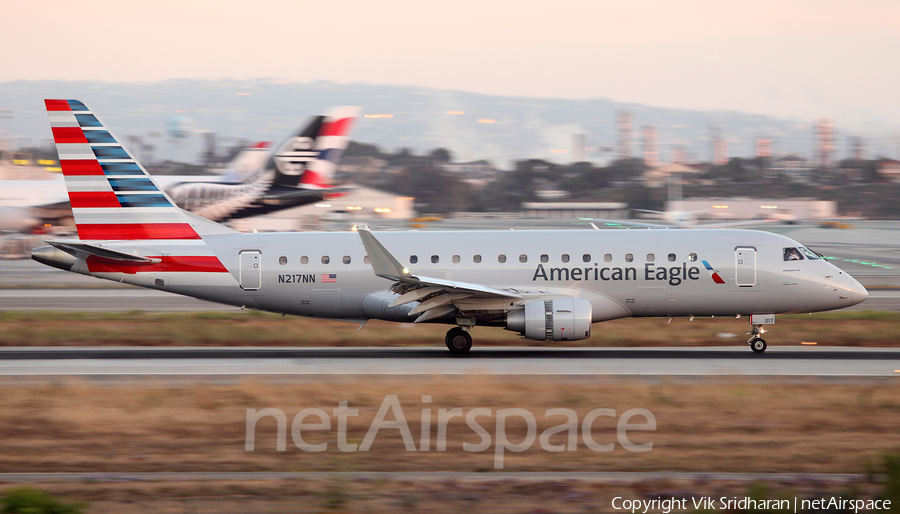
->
[[577, 218, 672, 229], [261, 185, 353, 203], [357, 226, 522, 322]]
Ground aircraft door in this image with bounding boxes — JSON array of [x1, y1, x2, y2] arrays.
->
[[735, 247, 756, 287], [239, 251, 262, 290]]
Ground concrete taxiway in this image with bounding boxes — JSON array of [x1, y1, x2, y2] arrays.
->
[[0, 346, 898, 379], [2, 287, 900, 312]]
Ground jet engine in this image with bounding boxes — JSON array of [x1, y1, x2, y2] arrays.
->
[[506, 297, 592, 341]]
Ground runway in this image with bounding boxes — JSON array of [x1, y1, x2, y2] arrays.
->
[[1, 346, 898, 378], [1, 287, 899, 312], [0, 287, 240, 312]]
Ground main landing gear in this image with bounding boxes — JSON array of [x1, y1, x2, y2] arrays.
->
[[445, 327, 472, 354], [747, 324, 767, 354]]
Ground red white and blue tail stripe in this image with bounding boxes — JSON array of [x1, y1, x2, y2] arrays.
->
[[46, 99, 214, 241], [271, 106, 360, 188]]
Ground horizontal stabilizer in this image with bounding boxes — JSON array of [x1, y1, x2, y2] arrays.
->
[[48, 241, 160, 264]]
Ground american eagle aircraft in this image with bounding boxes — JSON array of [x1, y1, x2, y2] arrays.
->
[[32, 99, 869, 354]]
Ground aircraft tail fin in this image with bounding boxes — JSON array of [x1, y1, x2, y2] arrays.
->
[[221, 141, 272, 182], [45, 99, 236, 241], [269, 106, 360, 189]]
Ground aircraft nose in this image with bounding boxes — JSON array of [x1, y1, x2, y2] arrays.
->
[[843, 277, 868, 306]]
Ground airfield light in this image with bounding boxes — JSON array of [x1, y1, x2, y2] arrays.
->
[[712, 205, 728, 209], [801, 342, 817, 345], [761, 205, 777, 209], [364, 114, 394, 119], [314, 203, 331, 208], [351, 225, 358, 232], [478, 119, 496, 124], [446, 111, 465, 115]]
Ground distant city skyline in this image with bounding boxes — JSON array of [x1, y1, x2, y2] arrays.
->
[[1, 0, 899, 137], [1, 80, 896, 166]]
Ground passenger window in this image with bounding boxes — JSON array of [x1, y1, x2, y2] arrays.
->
[[452, 255, 460, 263], [364, 256, 370, 264], [279, 256, 287, 265], [783, 248, 804, 261], [583, 254, 591, 263], [410, 255, 418, 264], [301, 256, 308, 265], [604, 254, 612, 262], [519, 254, 527, 263], [321, 256, 330, 264], [343, 256, 351, 264], [540, 254, 548, 263], [561, 254, 570, 263], [498, 254, 507, 263], [688, 253, 697, 262], [646, 253, 655, 262], [668, 253, 676, 262], [799, 247, 821, 260], [625, 253, 633, 262], [431, 255, 439, 264], [473, 254, 482, 263]]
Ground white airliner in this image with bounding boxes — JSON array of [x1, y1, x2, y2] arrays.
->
[[32, 100, 869, 354], [0, 105, 358, 231], [0, 143, 273, 232]]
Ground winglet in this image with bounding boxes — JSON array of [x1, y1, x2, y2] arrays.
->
[[357, 226, 413, 281]]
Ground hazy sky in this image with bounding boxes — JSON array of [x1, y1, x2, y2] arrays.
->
[[3, 0, 899, 133]]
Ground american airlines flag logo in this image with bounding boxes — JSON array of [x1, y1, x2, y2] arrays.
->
[[321, 273, 337, 283]]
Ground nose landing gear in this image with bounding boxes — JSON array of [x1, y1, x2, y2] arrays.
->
[[747, 324, 767, 354]]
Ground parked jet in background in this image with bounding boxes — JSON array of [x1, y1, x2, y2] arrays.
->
[[0, 141, 273, 232], [33, 99, 868, 354], [1, 105, 357, 231], [165, 105, 359, 222]]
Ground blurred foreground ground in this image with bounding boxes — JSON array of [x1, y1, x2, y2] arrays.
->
[[0, 310, 898, 348], [0, 377, 897, 512]]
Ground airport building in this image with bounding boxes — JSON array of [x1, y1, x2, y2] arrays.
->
[[229, 185, 415, 232], [668, 198, 837, 221], [520, 202, 630, 219]]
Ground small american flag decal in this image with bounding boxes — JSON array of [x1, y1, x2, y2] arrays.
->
[[321, 273, 337, 283]]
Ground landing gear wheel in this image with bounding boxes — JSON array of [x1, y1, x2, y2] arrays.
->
[[750, 337, 767, 354], [445, 327, 472, 354]]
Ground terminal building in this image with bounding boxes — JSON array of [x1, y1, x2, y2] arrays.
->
[[520, 202, 630, 220], [668, 199, 837, 221]]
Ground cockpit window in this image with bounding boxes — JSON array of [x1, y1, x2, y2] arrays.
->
[[799, 247, 822, 260], [783, 247, 803, 261]]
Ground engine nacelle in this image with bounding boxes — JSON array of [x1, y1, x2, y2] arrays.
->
[[506, 297, 592, 341]]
